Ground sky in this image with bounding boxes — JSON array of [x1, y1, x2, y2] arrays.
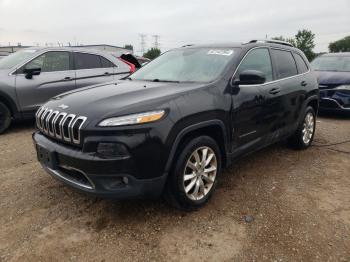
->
[[0, 0, 349, 55]]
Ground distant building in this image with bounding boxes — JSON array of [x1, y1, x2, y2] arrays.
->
[[0, 44, 31, 57], [72, 44, 133, 56]]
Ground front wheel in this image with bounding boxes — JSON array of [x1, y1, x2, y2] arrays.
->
[[0, 102, 11, 134], [165, 136, 222, 210], [288, 106, 316, 149]]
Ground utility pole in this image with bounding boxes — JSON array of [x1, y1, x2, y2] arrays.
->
[[152, 34, 160, 49], [139, 33, 147, 55]]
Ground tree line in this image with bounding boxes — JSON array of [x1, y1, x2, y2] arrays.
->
[[124, 31, 350, 61], [273, 30, 350, 61]]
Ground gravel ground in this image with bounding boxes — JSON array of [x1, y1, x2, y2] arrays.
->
[[0, 115, 349, 262]]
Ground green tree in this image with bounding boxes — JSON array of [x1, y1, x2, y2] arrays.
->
[[143, 48, 161, 60], [329, 36, 350, 52], [272, 29, 316, 60], [294, 29, 316, 61], [123, 44, 133, 51]]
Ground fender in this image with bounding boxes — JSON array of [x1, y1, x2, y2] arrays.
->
[[288, 94, 319, 133], [301, 94, 319, 118], [164, 119, 229, 174], [305, 94, 319, 106]]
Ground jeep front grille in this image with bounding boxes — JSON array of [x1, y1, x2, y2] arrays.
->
[[35, 107, 87, 145]]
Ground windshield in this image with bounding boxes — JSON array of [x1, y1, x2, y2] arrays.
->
[[130, 48, 236, 83], [0, 49, 38, 70], [311, 56, 350, 72]]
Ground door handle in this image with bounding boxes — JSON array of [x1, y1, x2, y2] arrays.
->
[[63, 76, 72, 81], [269, 87, 281, 95], [301, 81, 307, 86], [104, 72, 110, 75]]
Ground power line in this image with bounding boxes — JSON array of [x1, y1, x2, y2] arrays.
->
[[139, 33, 147, 55], [152, 34, 160, 49]]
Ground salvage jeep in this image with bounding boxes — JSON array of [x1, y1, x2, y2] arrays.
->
[[33, 40, 319, 209]]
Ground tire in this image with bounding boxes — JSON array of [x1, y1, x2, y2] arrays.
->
[[288, 106, 316, 149], [165, 136, 222, 210], [0, 102, 11, 134]]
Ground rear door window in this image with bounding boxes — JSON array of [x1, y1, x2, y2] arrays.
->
[[271, 49, 298, 79], [294, 53, 308, 74], [74, 53, 102, 70], [237, 48, 273, 82], [100, 56, 114, 68]]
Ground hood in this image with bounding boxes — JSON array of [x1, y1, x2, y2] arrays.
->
[[315, 70, 350, 86], [45, 80, 206, 120]]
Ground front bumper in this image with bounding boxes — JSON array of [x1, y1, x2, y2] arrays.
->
[[319, 89, 350, 112], [33, 132, 167, 199]]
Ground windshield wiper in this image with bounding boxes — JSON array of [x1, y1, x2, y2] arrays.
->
[[152, 79, 180, 83]]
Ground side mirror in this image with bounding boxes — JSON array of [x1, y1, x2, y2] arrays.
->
[[234, 70, 266, 85], [23, 67, 41, 79]]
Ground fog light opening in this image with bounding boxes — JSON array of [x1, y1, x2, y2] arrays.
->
[[96, 142, 130, 158]]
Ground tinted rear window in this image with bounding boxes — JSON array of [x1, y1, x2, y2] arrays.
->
[[75, 53, 101, 69], [271, 49, 298, 79], [294, 53, 308, 73], [101, 57, 114, 68]]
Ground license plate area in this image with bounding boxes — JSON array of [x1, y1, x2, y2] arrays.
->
[[36, 144, 57, 169]]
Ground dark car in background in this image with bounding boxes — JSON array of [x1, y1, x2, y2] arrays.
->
[[311, 52, 350, 113], [0, 47, 135, 133]]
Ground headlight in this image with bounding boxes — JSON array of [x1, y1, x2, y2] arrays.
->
[[335, 85, 350, 90], [98, 110, 165, 127]]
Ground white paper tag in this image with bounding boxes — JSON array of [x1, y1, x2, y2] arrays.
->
[[207, 49, 234, 56]]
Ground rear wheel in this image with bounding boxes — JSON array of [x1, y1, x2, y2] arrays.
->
[[0, 102, 11, 134], [165, 136, 222, 210], [288, 106, 316, 149]]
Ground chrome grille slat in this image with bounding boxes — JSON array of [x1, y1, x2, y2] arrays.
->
[[71, 116, 87, 144], [43, 109, 53, 133], [35, 107, 45, 129], [62, 114, 76, 142], [35, 108, 87, 145], [56, 112, 67, 139], [48, 111, 59, 136], [40, 108, 49, 129]]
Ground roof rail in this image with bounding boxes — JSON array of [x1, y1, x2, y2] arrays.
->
[[248, 39, 294, 47]]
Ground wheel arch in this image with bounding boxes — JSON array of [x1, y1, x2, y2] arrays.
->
[[0, 90, 18, 117], [306, 97, 319, 115], [164, 120, 229, 174]]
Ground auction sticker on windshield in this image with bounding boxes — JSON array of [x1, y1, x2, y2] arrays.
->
[[207, 49, 234, 56]]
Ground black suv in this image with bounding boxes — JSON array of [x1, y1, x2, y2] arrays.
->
[[33, 40, 319, 209]]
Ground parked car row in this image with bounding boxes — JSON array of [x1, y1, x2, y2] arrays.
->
[[0, 47, 142, 133], [1, 40, 349, 209]]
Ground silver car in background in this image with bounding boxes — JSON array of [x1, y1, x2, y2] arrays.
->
[[0, 47, 133, 133]]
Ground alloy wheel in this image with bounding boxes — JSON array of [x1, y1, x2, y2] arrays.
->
[[183, 146, 217, 201], [302, 112, 315, 144]]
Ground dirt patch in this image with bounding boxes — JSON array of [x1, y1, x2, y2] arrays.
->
[[0, 116, 349, 261]]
